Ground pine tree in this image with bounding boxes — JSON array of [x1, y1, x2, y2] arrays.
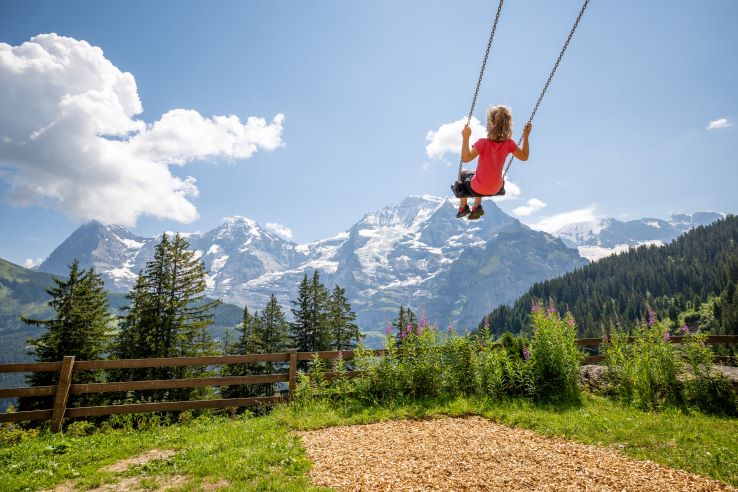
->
[[290, 273, 312, 352], [258, 295, 291, 355], [327, 285, 361, 350], [20, 260, 112, 410], [112, 233, 219, 400], [291, 271, 332, 353], [257, 295, 291, 395], [309, 270, 331, 351], [392, 305, 418, 343], [222, 306, 263, 398]]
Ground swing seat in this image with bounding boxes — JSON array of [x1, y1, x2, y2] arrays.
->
[[450, 171, 506, 198]]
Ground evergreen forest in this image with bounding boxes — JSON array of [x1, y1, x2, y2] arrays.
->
[[480, 216, 738, 338]]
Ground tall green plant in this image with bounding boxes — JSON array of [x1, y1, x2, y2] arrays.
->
[[605, 310, 684, 410], [527, 303, 582, 403]]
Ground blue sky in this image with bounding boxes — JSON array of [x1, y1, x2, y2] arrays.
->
[[0, 0, 736, 267]]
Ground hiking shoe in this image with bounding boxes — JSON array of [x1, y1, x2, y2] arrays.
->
[[468, 204, 485, 220], [456, 204, 471, 218]]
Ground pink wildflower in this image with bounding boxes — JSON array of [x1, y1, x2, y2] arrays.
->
[[531, 302, 541, 313], [386, 323, 392, 336], [647, 308, 656, 327], [567, 318, 575, 327], [522, 347, 530, 361], [680, 324, 689, 335], [448, 324, 455, 333], [547, 304, 557, 314], [663, 331, 670, 341]]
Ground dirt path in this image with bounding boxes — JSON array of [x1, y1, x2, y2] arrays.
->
[[298, 416, 736, 492], [40, 449, 228, 492]]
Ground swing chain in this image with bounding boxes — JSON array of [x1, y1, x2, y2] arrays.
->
[[458, 0, 505, 182], [502, 0, 590, 179]]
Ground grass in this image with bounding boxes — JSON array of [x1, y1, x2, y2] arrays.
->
[[1, 393, 736, 491], [0, 414, 328, 492]]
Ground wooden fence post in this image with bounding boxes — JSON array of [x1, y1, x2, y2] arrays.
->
[[288, 350, 297, 400], [51, 356, 75, 433]]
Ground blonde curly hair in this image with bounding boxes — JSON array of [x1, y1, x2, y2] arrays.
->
[[486, 105, 513, 141]]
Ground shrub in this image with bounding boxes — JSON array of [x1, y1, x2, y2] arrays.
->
[[0, 424, 40, 446], [682, 377, 737, 416], [297, 309, 582, 406], [604, 313, 681, 410], [65, 420, 96, 437], [605, 312, 737, 414], [527, 303, 582, 403]]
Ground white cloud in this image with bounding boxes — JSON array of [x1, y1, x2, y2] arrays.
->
[[706, 118, 733, 130], [529, 205, 599, 234], [23, 258, 42, 268], [265, 222, 293, 240], [0, 34, 285, 226], [425, 116, 486, 160], [421, 162, 431, 171], [512, 198, 547, 217]]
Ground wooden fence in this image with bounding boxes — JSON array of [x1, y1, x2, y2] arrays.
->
[[1, 335, 735, 432], [0, 349, 382, 431]]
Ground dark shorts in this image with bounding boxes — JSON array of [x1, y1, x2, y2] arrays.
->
[[459, 170, 481, 196], [451, 170, 505, 198]]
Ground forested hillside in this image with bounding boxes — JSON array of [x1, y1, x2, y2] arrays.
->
[[481, 216, 738, 337], [0, 257, 242, 410]]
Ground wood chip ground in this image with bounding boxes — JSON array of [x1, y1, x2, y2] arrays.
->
[[298, 416, 736, 492]]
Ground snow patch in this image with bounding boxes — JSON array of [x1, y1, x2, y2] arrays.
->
[[211, 255, 229, 272], [579, 240, 665, 261], [120, 238, 145, 249]]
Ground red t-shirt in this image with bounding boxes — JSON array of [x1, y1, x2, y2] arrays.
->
[[470, 138, 518, 195]]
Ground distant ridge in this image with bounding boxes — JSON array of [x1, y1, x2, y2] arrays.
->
[[552, 212, 725, 261]]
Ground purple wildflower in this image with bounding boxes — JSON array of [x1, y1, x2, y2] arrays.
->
[[547, 304, 557, 314], [385, 323, 392, 336], [448, 324, 455, 333], [647, 308, 656, 327], [567, 318, 575, 327], [663, 331, 671, 342], [420, 318, 427, 328], [531, 302, 541, 313], [522, 347, 530, 361], [680, 324, 689, 335]]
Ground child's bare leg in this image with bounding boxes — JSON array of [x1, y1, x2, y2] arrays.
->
[[473, 197, 482, 208]]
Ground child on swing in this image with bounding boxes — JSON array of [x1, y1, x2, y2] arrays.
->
[[457, 105, 531, 219]]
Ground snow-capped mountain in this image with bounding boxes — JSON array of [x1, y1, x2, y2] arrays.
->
[[553, 212, 725, 261], [39, 222, 149, 291], [38, 196, 586, 340]]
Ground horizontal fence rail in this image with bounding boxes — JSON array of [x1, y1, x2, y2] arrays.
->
[[1, 337, 735, 431]]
